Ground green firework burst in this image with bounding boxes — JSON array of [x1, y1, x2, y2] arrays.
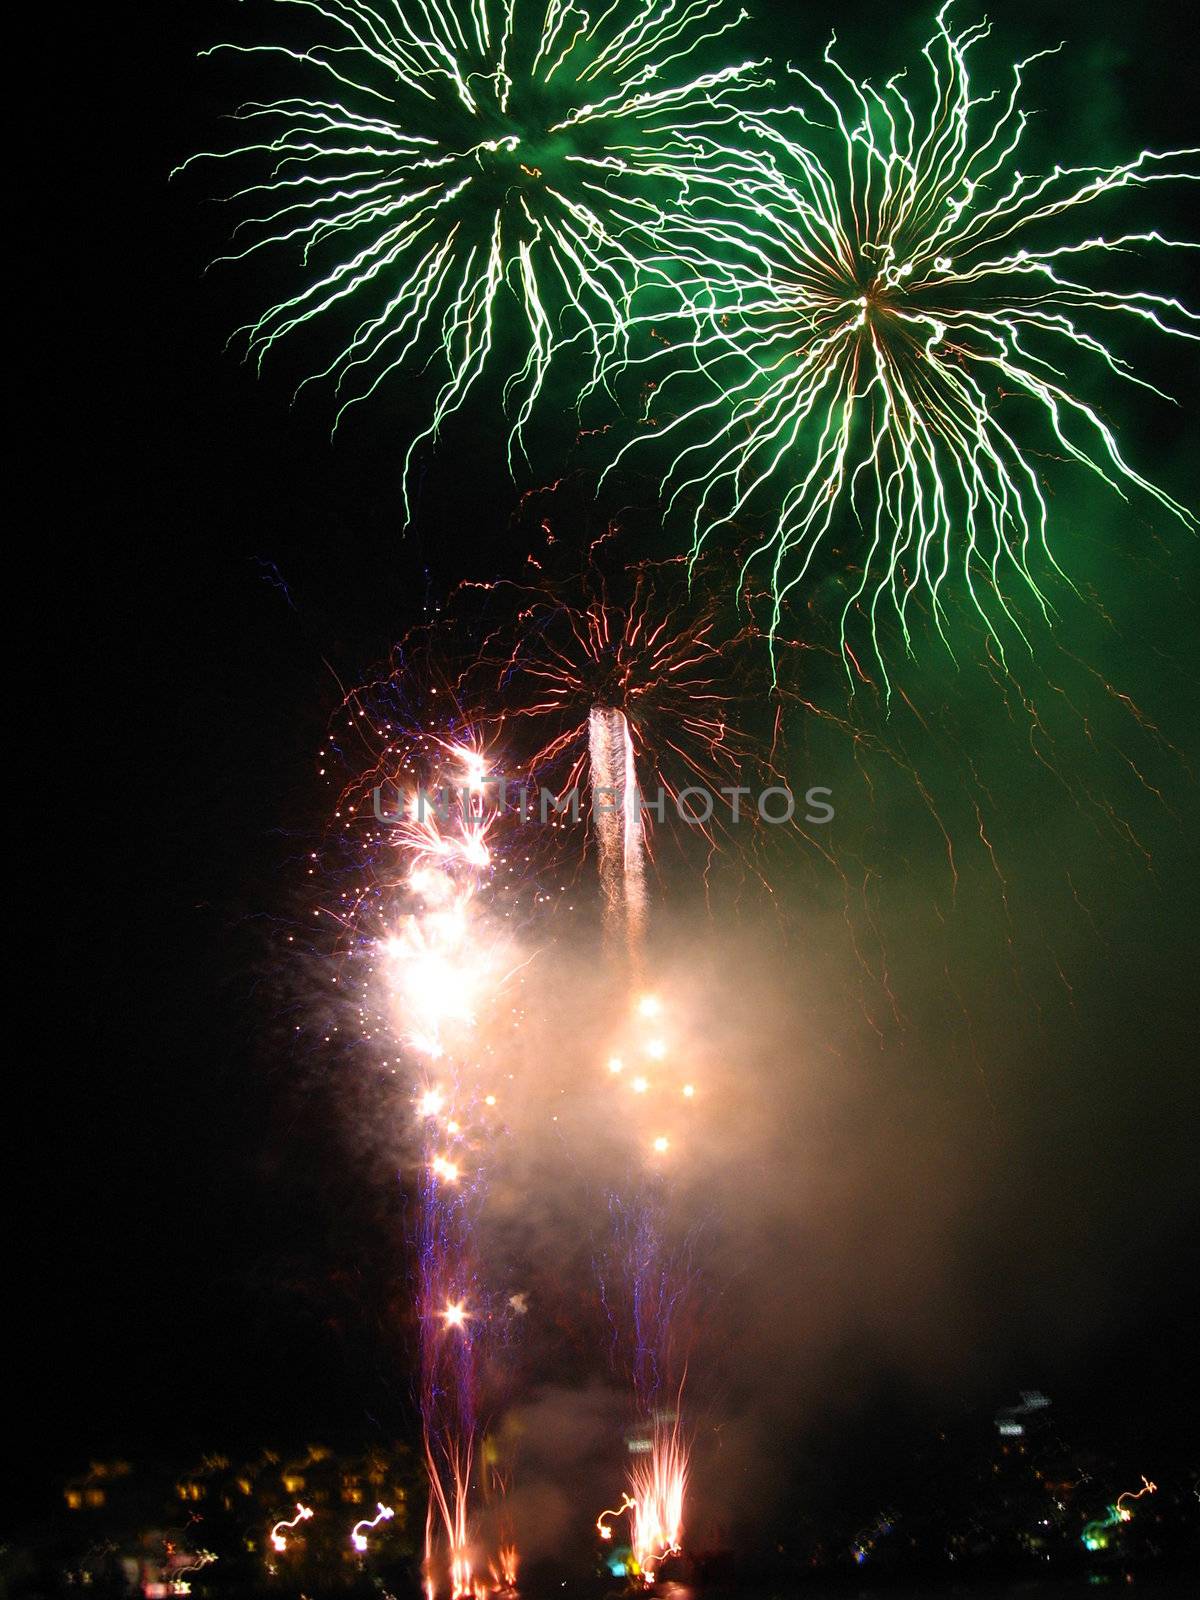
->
[[180, 0, 764, 510], [603, 2, 1197, 680]]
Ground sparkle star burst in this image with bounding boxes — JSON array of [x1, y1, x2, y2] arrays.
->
[[458, 552, 776, 850], [182, 0, 763, 508], [604, 2, 1198, 683]]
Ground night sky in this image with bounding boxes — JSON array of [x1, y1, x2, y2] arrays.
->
[[16, 0, 1200, 1541]]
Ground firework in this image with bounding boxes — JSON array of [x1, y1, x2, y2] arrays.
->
[[317, 517, 842, 961], [1082, 1476, 1157, 1551], [488, 1543, 520, 1593], [599, 1448, 687, 1585], [452, 545, 822, 902], [595, 988, 699, 1586], [352, 741, 528, 1600], [603, 2, 1197, 681], [595, 1361, 688, 1584], [600, 989, 702, 1167], [351, 1503, 396, 1553], [181, 0, 764, 509], [269, 1503, 313, 1553], [588, 705, 648, 953], [174, 1552, 219, 1581], [626, 1413, 688, 1583], [1115, 1476, 1158, 1515]]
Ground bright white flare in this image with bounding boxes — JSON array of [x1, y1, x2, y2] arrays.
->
[[269, 1504, 313, 1553], [357, 737, 525, 1600], [441, 1301, 469, 1330], [589, 707, 647, 955], [351, 1503, 395, 1553]]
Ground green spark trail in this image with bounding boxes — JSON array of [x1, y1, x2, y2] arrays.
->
[[603, 2, 1197, 683], [181, 0, 764, 512]]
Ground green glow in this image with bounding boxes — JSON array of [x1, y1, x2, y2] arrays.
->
[[603, 2, 1198, 684], [179, 0, 764, 513]]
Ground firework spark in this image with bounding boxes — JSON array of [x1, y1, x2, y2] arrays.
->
[[595, 990, 698, 1585], [627, 1412, 688, 1583], [604, 2, 1197, 680], [269, 1503, 313, 1553], [317, 523, 844, 952], [1115, 1475, 1158, 1516], [351, 1503, 396, 1553], [182, 0, 764, 509], [596, 1413, 688, 1585], [1082, 1475, 1157, 1550], [456, 549, 805, 884], [347, 740, 529, 1600], [488, 1542, 520, 1593], [589, 704, 648, 954]]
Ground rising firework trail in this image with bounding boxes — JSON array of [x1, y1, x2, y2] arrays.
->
[[595, 1357, 688, 1584], [595, 991, 698, 1586], [351, 741, 530, 1599], [180, 0, 764, 510], [588, 705, 647, 957], [487, 1541, 519, 1595], [626, 1410, 687, 1583], [319, 522, 847, 933], [604, 2, 1197, 681], [452, 543, 828, 897], [363, 554, 823, 1571]]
